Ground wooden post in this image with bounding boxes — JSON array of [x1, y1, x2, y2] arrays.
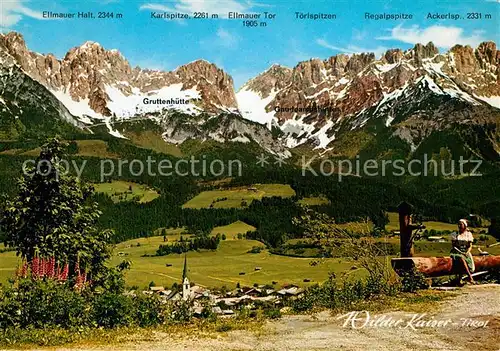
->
[[398, 201, 414, 257]]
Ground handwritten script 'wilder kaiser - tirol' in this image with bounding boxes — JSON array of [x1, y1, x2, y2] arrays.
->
[[337, 311, 490, 330]]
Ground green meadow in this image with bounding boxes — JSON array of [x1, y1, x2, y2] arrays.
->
[[182, 184, 296, 209], [93, 181, 160, 203], [386, 212, 471, 232], [108, 235, 352, 289]]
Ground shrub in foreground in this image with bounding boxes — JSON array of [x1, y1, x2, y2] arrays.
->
[[289, 273, 402, 313], [0, 279, 168, 330], [0, 279, 89, 329]]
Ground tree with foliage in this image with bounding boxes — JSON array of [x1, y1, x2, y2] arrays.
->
[[0, 137, 113, 282], [293, 206, 397, 292], [156, 234, 221, 256], [489, 217, 500, 240]]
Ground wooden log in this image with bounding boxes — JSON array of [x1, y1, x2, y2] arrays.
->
[[392, 256, 500, 277]]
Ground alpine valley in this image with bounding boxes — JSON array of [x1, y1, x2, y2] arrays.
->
[[0, 31, 499, 244]]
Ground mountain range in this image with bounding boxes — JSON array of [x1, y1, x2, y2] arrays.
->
[[0, 31, 498, 162]]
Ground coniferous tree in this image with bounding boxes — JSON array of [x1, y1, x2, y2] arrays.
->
[[0, 137, 113, 280]]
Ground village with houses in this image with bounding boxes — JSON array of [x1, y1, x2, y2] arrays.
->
[[130, 255, 304, 317]]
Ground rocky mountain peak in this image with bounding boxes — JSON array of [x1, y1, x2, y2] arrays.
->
[[407, 42, 439, 65], [475, 41, 499, 69], [449, 44, 477, 74], [382, 49, 404, 64], [237, 41, 499, 149], [0, 32, 28, 53], [174, 59, 238, 112], [0, 32, 33, 70], [0, 31, 239, 119], [1, 31, 498, 152], [326, 54, 349, 76], [239, 64, 292, 98], [292, 58, 328, 86], [346, 53, 376, 73]]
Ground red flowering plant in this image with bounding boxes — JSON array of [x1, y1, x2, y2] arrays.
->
[[15, 254, 89, 290], [17, 256, 65, 280], [1, 138, 111, 291]]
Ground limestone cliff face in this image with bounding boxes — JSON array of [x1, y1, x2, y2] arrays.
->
[[0, 43, 84, 139], [448, 42, 500, 96], [243, 64, 293, 99], [1, 31, 498, 153], [238, 41, 499, 148], [244, 41, 499, 122], [174, 60, 237, 113], [0, 32, 237, 117]]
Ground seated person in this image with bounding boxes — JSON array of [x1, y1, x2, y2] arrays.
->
[[450, 219, 475, 283]]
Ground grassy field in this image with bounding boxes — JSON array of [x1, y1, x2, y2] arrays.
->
[[2, 230, 498, 288], [182, 184, 296, 209], [0, 223, 352, 289], [386, 212, 463, 232], [11, 140, 119, 158], [210, 221, 256, 239], [297, 196, 330, 206], [0, 247, 18, 286], [73, 140, 119, 159], [109, 235, 353, 289], [113, 230, 498, 289], [93, 181, 160, 203], [123, 130, 183, 157]]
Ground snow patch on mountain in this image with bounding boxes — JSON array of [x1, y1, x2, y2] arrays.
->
[[313, 120, 336, 148], [474, 95, 500, 109], [236, 87, 277, 128], [420, 76, 443, 95], [280, 117, 315, 148], [280, 116, 337, 149], [375, 82, 410, 115], [376, 62, 399, 73], [50, 89, 102, 123], [105, 83, 201, 117], [105, 118, 126, 139], [442, 86, 480, 105]]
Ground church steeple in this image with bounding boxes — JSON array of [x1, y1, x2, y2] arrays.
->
[[182, 253, 190, 300], [182, 252, 188, 281]]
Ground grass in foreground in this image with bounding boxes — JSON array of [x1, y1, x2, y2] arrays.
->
[[0, 317, 266, 349], [0, 288, 451, 349], [346, 288, 452, 313]]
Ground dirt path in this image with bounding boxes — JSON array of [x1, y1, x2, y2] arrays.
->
[[54, 284, 500, 351]]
